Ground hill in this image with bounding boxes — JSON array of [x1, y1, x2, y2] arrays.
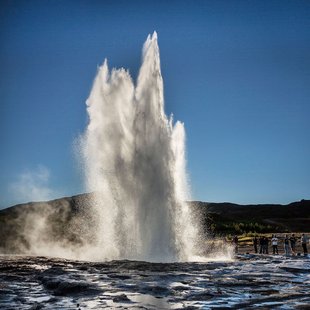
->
[[192, 199, 310, 235], [0, 194, 93, 254], [0, 194, 309, 254]]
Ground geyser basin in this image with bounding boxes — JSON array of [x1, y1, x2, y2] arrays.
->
[[80, 32, 200, 262]]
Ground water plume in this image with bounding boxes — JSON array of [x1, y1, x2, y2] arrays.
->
[[81, 32, 200, 262]]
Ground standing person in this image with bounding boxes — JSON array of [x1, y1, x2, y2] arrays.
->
[[290, 234, 297, 256], [262, 236, 268, 254], [259, 236, 264, 254], [262, 236, 266, 254], [253, 236, 258, 253], [301, 234, 308, 256], [233, 235, 238, 254], [265, 236, 269, 254], [284, 235, 290, 256], [271, 234, 279, 255]]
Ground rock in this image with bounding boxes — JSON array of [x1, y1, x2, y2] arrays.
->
[[112, 294, 130, 303], [39, 275, 101, 296], [186, 291, 215, 301], [53, 281, 91, 296], [279, 266, 310, 274], [29, 302, 44, 310], [108, 273, 131, 280], [150, 285, 170, 296]]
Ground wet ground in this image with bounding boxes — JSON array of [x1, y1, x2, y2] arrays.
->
[[0, 254, 309, 309]]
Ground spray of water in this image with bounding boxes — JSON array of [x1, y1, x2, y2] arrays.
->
[[81, 32, 200, 262], [1, 33, 234, 262]]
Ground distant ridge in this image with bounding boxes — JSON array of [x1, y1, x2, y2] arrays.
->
[[0, 194, 309, 254], [191, 199, 310, 234]]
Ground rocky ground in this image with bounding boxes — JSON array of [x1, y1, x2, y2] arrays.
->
[[0, 254, 309, 309]]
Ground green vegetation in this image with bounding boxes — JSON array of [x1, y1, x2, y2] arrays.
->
[[207, 218, 281, 235]]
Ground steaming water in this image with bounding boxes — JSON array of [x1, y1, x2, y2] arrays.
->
[[81, 32, 199, 262]]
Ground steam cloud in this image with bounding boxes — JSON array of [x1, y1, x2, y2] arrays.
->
[[8, 165, 58, 205]]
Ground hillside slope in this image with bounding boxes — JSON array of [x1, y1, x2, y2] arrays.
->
[[0, 194, 309, 253], [192, 199, 310, 234]]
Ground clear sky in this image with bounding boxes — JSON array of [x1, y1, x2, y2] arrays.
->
[[1, 0, 309, 208]]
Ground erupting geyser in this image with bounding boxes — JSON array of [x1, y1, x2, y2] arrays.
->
[[81, 32, 200, 262]]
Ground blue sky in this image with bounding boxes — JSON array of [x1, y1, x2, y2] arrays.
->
[[1, 0, 309, 208]]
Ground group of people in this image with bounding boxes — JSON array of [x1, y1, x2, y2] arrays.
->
[[252, 234, 308, 256]]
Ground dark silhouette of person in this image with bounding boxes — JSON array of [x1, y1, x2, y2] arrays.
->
[[290, 234, 296, 255], [261, 236, 268, 254], [253, 236, 258, 253], [284, 235, 290, 256], [259, 236, 264, 254], [301, 234, 308, 256], [233, 235, 238, 254]]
